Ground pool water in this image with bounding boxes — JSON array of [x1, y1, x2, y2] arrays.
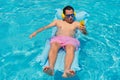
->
[[0, 0, 120, 80]]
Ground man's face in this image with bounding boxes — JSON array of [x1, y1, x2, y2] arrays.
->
[[65, 9, 74, 23]]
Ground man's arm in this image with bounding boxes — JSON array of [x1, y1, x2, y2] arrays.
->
[[77, 22, 87, 35], [36, 20, 57, 33], [30, 20, 57, 38]]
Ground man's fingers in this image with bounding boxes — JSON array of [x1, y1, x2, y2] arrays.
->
[[29, 35, 33, 39]]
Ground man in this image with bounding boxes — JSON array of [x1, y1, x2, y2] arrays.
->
[[30, 6, 87, 78]]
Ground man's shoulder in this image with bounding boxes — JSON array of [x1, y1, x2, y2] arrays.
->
[[74, 21, 79, 24], [54, 20, 63, 24], [72, 21, 80, 28], [73, 21, 79, 25]]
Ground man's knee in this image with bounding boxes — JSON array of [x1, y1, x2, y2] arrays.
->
[[65, 44, 75, 52]]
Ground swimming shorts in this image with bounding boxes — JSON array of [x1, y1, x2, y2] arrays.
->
[[50, 36, 80, 49]]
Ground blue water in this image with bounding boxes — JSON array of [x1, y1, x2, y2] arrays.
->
[[0, 0, 120, 80]]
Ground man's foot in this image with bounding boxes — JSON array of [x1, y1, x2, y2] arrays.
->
[[62, 69, 75, 78], [43, 66, 54, 76]]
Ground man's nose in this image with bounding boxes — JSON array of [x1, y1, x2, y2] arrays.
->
[[69, 16, 73, 19]]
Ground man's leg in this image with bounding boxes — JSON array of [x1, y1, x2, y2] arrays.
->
[[49, 42, 61, 68], [62, 44, 75, 78], [43, 42, 61, 75]]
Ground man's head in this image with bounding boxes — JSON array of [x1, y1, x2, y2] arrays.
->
[[63, 6, 75, 23]]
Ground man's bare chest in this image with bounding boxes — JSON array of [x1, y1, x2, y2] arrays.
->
[[57, 22, 76, 30]]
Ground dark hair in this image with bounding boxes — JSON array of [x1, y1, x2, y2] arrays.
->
[[63, 5, 74, 14]]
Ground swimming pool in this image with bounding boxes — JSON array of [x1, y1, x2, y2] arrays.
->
[[0, 0, 120, 80]]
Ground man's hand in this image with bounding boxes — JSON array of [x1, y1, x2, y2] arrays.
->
[[80, 26, 87, 35], [29, 32, 37, 39], [82, 28, 87, 35]]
